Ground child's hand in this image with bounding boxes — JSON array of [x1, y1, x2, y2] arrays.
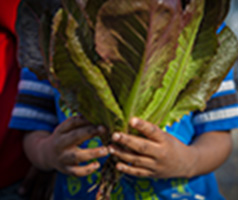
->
[[108, 117, 196, 179], [44, 116, 109, 177]]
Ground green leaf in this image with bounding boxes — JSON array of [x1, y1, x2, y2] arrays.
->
[[160, 0, 234, 126], [37, 0, 237, 197], [49, 9, 124, 133], [84, 0, 109, 26], [61, 0, 98, 63], [39, 9, 59, 83], [96, 0, 183, 123], [141, 0, 205, 125], [163, 27, 238, 126]]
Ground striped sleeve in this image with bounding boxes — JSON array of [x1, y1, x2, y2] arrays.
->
[[9, 68, 58, 132], [192, 69, 238, 135]]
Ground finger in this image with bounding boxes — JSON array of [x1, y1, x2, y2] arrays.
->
[[116, 162, 153, 178], [108, 146, 155, 170], [60, 125, 106, 147], [65, 162, 100, 177], [130, 117, 164, 142], [59, 147, 109, 165], [112, 132, 158, 158], [55, 116, 90, 134]]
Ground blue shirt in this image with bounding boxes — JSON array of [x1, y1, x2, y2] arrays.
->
[[10, 67, 238, 200], [9, 19, 238, 200]]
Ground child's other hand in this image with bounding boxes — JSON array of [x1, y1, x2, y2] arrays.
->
[[109, 117, 196, 179], [44, 116, 108, 177]]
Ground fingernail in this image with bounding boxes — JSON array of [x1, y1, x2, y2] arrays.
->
[[112, 133, 121, 141], [97, 126, 106, 134], [94, 163, 100, 169], [131, 117, 139, 126], [109, 146, 115, 154], [99, 147, 107, 155], [117, 164, 124, 171]]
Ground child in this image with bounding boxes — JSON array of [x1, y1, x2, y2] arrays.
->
[[10, 0, 238, 199], [11, 67, 238, 200]]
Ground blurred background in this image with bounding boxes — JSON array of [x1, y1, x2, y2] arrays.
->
[[215, 0, 238, 199], [226, 0, 238, 38]]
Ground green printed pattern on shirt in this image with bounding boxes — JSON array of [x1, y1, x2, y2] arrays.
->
[[171, 179, 188, 194], [111, 183, 125, 200], [134, 180, 159, 200], [67, 176, 82, 196]]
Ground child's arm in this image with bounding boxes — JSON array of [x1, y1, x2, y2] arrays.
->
[[109, 117, 232, 179], [23, 116, 109, 177]]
